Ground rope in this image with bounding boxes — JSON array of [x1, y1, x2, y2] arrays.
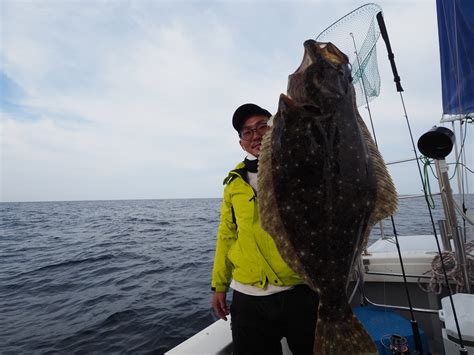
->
[[418, 240, 474, 294], [449, 119, 470, 180], [420, 155, 437, 209]]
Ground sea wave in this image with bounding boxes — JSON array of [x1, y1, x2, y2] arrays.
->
[[0, 196, 471, 354]]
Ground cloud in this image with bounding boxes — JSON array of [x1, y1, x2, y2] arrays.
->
[[1, 0, 472, 201]]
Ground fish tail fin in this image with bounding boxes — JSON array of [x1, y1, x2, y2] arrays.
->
[[314, 307, 378, 355]]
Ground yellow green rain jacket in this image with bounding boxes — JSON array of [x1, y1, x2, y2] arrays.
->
[[211, 162, 302, 292]]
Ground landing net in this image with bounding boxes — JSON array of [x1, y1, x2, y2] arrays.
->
[[316, 3, 382, 108]]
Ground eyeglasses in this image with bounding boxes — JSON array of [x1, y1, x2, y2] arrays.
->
[[239, 121, 269, 141]]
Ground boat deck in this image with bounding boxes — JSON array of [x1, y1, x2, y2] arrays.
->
[[166, 235, 474, 354]]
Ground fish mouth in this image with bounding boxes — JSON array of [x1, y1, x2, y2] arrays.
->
[[313, 41, 348, 65], [292, 40, 349, 75], [287, 39, 351, 106]]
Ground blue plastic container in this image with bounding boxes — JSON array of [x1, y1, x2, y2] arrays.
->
[[353, 306, 430, 354]]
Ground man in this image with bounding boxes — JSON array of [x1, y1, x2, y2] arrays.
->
[[211, 103, 319, 355]]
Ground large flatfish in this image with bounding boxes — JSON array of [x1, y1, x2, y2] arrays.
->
[[258, 39, 397, 354]]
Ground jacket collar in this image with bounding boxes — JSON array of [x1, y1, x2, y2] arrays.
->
[[223, 161, 249, 185]]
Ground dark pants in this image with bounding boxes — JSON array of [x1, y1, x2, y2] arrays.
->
[[230, 285, 319, 355]]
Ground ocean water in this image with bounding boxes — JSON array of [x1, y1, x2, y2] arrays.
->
[[1, 195, 472, 354]]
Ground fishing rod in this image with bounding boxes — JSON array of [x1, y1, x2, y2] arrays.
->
[[376, 11, 468, 355], [349, 29, 423, 355]]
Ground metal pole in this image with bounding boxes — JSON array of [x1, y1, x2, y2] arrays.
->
[[434, 159, 470, 293], [455, 226, 471, 293], [438, 220, 452, 252], [435, 161, 454, 238], [379, 221, 385, 240]]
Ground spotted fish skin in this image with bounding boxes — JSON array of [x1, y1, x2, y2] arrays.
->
[[258, 39, 380, 354]]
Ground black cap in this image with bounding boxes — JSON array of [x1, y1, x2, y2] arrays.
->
[[232, 103, 272, 132]]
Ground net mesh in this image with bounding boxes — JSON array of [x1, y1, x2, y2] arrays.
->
[[316, 3, 382, 108]]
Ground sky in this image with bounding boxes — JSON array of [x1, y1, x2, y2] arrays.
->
[[0, 0, 472, 202]]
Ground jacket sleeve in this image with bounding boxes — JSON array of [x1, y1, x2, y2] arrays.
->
[[211, 185, 237, 292]]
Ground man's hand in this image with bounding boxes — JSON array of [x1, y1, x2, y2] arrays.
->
[[211, 292, 230, 321]]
